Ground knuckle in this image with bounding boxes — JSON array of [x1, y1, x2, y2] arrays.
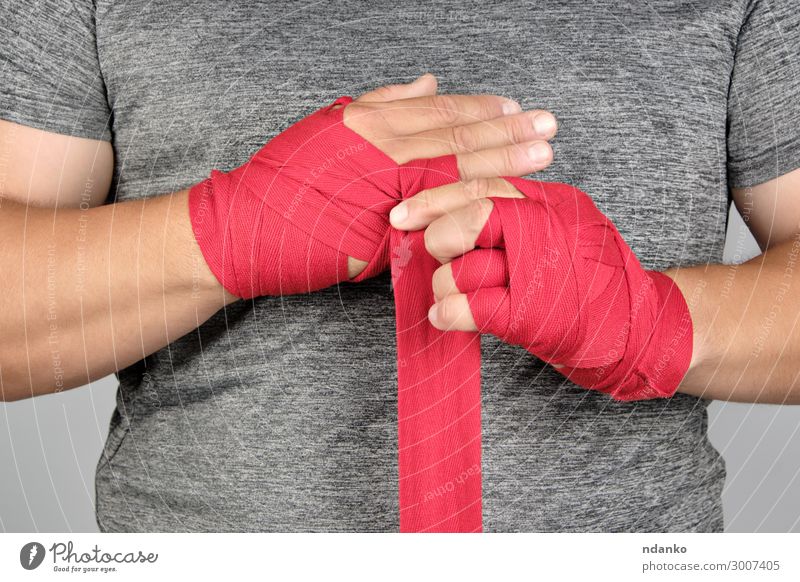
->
[[469, 198, 493, 230], [477, 97, 499, 121], [508, 116, 531, 144], [374, 85, 395, 99], [463, 178, 491, 201], [346, 102, 366, 116], [450, 124, 476, 153], [343, 102, 368, 128], [423, 224, 438, 256], [432, 95, 460, 125], [415, 188, 435, 212], [494, 177, 523, 197], [501, 146, 524, 174], [438, 295, 456, 324], [432, 265, 451, 299]]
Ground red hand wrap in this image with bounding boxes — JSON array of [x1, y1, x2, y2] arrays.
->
[[453, 178, 694, 400]]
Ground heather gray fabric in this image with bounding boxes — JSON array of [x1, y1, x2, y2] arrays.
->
[[2, 0, 800, 532]]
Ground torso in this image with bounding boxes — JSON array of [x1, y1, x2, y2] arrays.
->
[[95, 0, 736, 531]]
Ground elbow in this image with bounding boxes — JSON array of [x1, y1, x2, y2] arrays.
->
[[0, 388, 29, 403], [0, 345, 35, 402], [1, 348, 86, 401], [0, 366, 33, 403]]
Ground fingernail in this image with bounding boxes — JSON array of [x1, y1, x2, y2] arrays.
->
[[428, 303, 438, 324], [528, 142, 551, 162], [533, 112, 556, 136], [502, 100, 522, 115], [390, 203, 409, 226]]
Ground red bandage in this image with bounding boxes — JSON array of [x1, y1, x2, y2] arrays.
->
[[189, 99, 693, 533], [189, 97, 482, 532], [452, 178, 694, 400]]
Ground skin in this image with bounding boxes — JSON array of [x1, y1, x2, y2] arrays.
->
[[0, 74, 558, 401], [390, 169, 800, 404]]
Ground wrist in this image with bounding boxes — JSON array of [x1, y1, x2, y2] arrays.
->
[[180, 183, 240, 306], [661, 267, 709, 376], [640, 270, 695, 397]]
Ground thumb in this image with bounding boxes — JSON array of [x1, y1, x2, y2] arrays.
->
[[355, 73, 438, 103]]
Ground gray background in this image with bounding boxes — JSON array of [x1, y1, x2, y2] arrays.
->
[[1, 207, 799, 533]]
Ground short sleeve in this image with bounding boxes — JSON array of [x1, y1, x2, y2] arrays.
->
[[0, 0, 111, 141], [727, 0, 800, 188]]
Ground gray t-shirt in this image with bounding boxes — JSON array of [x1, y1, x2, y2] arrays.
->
[[2, 0, 799, 532]]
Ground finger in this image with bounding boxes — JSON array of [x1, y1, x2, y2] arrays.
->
[[466, 287, 512, 337], [474, 204, 505, 249], [455, 140, 553, 181], [354, 94, 522, 136], [432, 250, 509, 300], [432, 263, 460, 300], [428, 287, 512, 335], [428, 294, 477, 332], [451, 249, 509, 295], [381, 110, 556, 165], [424, 198, 495, 264], [398, 110, 557, 160], [355, 73, 438, 103], [390, 178, 523, 231]]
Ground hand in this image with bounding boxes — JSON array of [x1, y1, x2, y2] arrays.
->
[[189, 75, 558, 299], [417, 178, 694, 401], [345, 75, 556, 276], [346, 74, 556, 172]]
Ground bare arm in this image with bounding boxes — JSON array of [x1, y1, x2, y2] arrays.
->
[[669, 167, 800, 403], [0, 120, 231, 401]]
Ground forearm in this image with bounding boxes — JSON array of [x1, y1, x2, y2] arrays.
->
[[666, 235, 800, 403], [0, 190, 235, 400]]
